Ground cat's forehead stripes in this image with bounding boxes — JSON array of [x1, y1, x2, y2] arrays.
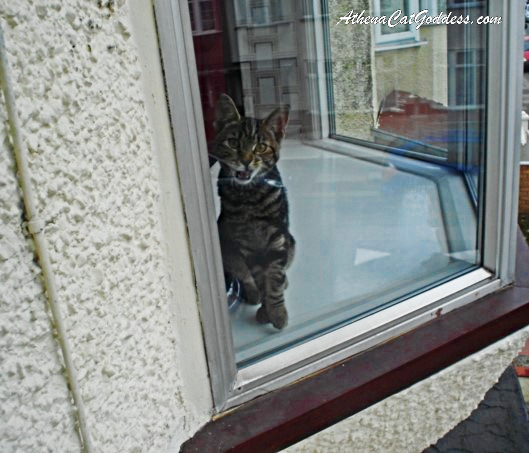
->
[[222, 117, 275, 145], [239, 118, 272, 142], [242, 117, 259, 136]]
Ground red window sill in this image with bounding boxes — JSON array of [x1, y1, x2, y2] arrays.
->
[[181, 230, 529, 453]]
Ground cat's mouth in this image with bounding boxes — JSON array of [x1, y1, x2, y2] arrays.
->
[[235, 170, 253, 182]]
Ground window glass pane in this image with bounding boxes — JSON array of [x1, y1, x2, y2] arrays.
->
[[252, 5, 267, 25], [235, 0, 248, 25], [199, 1, 216, 31], [188, 0, 487, 366], [188, 1, 197, 31], [258, 77, 276, 104], [380, 0, 410, 34], [270, 0, 285, 21], [279, 58, 297, 86], [419, 0, 446, 14], [255, 42, 273, 69]]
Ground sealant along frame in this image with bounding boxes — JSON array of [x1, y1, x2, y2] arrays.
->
[[154, 0, 524, 412]]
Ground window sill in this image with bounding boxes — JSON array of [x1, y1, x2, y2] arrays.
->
[[181, 230, 529, 453], [375, 39, 428, 53], [235, 20, 293, 29], [191, 30, 222, 37]]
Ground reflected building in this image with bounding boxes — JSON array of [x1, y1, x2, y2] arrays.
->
[[190, 0, 485, 187]]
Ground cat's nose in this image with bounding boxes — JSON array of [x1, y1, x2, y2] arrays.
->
[[240, 152, 253, 167]]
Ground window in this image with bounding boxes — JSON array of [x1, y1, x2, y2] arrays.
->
[[420, 0, 444, 15], [374, 0, 421, 44], [258, 76, 276, 104], [188, 0, 219, 34], [235, 0, 291, 25], [448, 49, 485, 106], [156, 0, 522, 414], [255, 42, 273, 69], [448, 0, 481, 7], [251, 4, 267, 24], [279, 58, 297, 87]]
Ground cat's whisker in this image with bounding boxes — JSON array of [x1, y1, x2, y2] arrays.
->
[[217, 177, 284, 188]]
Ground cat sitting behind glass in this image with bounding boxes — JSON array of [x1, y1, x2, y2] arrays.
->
[[210, 94, 295, 330]]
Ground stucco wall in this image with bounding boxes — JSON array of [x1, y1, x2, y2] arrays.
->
[[330, 0, 376, 140], [0, 0, 210, 451], [0, 92, 82, 452]]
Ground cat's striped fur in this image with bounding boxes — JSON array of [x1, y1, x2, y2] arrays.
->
[[210, 94, 295, 330]]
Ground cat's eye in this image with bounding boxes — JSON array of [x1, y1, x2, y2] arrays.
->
[[254, 143, 268, 154]]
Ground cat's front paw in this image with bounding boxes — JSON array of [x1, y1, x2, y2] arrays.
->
[[256, 305, 288, 330], [256, 306, 269, 324]]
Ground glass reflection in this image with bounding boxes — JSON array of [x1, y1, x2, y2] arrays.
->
[[188, 0, 486, 366]]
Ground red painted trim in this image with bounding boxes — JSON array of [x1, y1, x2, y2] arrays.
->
[[181, 231, 529, 453]]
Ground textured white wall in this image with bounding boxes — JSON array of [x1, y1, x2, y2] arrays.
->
[[0, 98, 82, 452], [0, 0, 211, 451], [284, 327, 529, 453]]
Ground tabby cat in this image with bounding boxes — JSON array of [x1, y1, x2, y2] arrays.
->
[[210, 94, 295, 330]]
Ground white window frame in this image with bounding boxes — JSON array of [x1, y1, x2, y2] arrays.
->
[[419, 0, 440, 16], [373, 0, 421, 45], [154, 0, 523, 412]]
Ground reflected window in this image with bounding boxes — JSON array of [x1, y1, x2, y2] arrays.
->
[[258, 77, 276, 104], [237, 0, 291, 25], [420, 0, 445, 14], [251, 5, 267, 24], [448, 49, 485, 106], [188, 0, 487, 367], [279, 59, 297, 87], [374, 0, 420, 44], [381, 0, 412, 34], [188, 0, 219, 34], [255, 43, 273, 69]]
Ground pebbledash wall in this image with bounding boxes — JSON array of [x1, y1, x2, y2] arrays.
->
[[0, 0, 212, 451], [0, 1, 528, 453]]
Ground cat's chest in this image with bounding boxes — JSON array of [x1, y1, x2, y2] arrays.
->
[[224, 219, 278, 245], [217, 185, 288, 251], [218, 184, 286, 222]]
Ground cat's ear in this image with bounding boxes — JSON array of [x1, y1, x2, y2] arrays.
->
[[264, 106, 290, 141], [214, 94, 241, 132]]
